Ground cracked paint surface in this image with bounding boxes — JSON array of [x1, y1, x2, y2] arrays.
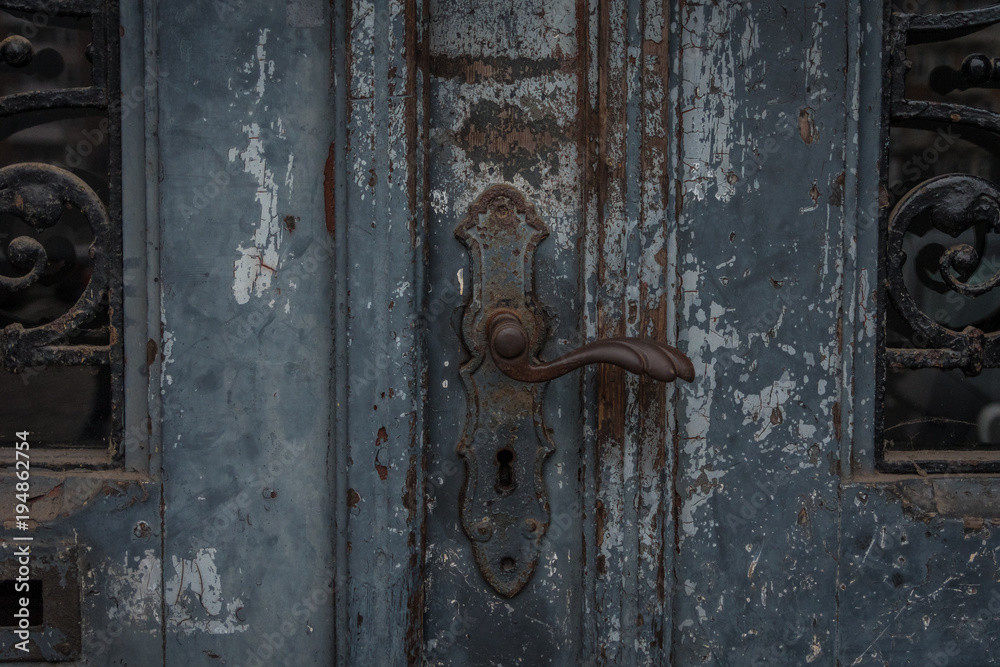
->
[[103, 549, 247, 635], [231, 29, 291, 305]]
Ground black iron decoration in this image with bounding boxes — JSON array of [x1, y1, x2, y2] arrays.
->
[[0, 162, 116, 369], [455, 185, 693, 596], [880, 4, 1000, 471], [0, 1, 122, 449]]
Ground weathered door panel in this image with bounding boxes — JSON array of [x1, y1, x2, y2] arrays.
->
[[670, 2, 846, 663], [422, 1, 587, 663], [157, 2, 336, 664], [418, 0, 679, 664], [837, 4, 1000, 665], [11, 0, 1000, 664]]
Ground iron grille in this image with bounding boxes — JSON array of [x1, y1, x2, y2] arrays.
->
[[0, 0, 121, 455], [880, 2, 1000, 472]]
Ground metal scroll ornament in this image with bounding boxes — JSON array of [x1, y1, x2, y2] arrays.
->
[[0, 163, 114, 370], [0, 0, 120, 374], [883, 5, 1000, 377], [454, 185, 552, 597], [886, 174, 1000, 375]]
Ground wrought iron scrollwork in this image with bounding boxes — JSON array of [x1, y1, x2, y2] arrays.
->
[[884, 5, 1000, 378], [886, 174, 1000, 376], [0, 162, 113, 370], [880, 4, 1000, 469], [0, 0, 120, 375]]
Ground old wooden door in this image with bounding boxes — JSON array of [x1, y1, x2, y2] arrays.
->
[[338, 0, 1000, 664], [5, 0, 1000, 664]]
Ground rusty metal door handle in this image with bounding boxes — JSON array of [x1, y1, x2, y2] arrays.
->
[[488, 311, 695, 383], [454, 184, 695, 597]]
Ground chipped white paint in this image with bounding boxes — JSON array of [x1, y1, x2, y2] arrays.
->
[[165, 548, 247, 635], [679, 4, 761, 203], [231, 29, 290, 306], [284, 153, 295, 196], [232, 122, 284, 305], [734, 373, 797, 442], [431, 189, 449, 215], [105, 550, 162, 624], [858, 268, 876, 341], [161, 329, 176, 387], [248, 28, 273, 103], [430, 0, 574, 60]]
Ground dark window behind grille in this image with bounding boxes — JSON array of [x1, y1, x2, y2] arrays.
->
[[0, 1, 120, 453], [880, 1, 1000, 472]]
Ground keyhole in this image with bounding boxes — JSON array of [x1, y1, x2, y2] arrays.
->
[[495, 448, 515, 494]]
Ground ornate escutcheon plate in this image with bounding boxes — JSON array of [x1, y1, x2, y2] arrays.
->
[[454, 184, 553, 597]]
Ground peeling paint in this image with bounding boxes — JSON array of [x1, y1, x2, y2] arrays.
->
[[165, 548, 247, 635], [231, 29, 289, 305], [104, 550, 162, 624], [232, 121, 285, 305]]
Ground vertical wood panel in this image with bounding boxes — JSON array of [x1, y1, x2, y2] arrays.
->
[[422, 0, 587, 663], [336, 0, 428, 663], [584, 0, 676, 664], [671, 1, 846, 663], [157, 1, 337, 663]]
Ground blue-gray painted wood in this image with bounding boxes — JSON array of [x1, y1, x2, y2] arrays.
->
[[422, 1, 587, 663], [32, 0, 1000, 664], [333, 0, 428, 663], [156, 1, 335, 664], [672, 1, 846, 663]]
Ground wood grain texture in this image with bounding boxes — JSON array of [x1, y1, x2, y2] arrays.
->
[[583, 0, 676, 664], [337, 1, 428, 663]]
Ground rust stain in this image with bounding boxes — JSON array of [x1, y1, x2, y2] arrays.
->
[[455, 100, 564, 187], [402, 455, 417, 522], [323, 142, 336, 236], [376, 426, 388, 447], [347, 488, 360, 508], [283, 215, 298, 232], [375, 464, 388, 481], [829, 171, 846, 206], [146, 338, 158, 369], [832, 401, 842, 441], [798, 107, 818, 144], [878, 183, 889, 209], [654, 247, 668, 268], [964, 516, 985, 531], [770, 406, 783, 425], [458, 103, 560, 158], [430, 54, 575, 83]]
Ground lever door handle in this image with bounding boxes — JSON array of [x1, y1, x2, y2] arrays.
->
[[454, 184, 696, 597], [488, 311, 695, 383]]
